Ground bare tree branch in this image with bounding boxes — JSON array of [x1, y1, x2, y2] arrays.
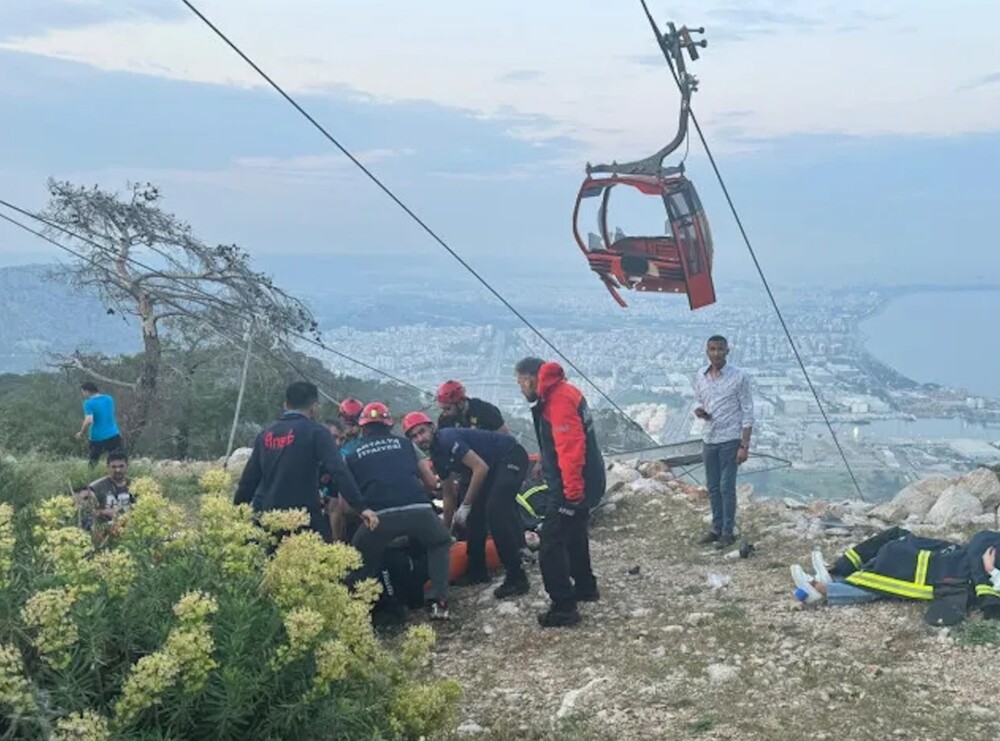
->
[[40, 179, 321, 442], [49, 353, 138, 390]]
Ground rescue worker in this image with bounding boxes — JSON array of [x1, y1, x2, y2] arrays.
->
[[514, 357, 605, 627], [234, 381, 377, 542], [436, 380, 509, 433], [516, 454, 550, 533], [345, 402, 452, 620], [791, 527, 1000, 625], [338, 398, 364, 457], [404, 411, 530, 599]]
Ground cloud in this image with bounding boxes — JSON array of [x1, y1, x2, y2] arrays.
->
[[498, 69, 544, 83], [960, 71, 1000, 91], [0, 0, 182, 40], [2, 0, 999, 162], [707, 7, 823, 30]]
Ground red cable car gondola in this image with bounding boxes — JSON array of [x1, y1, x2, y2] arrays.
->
[[572, 20, 715, 310]]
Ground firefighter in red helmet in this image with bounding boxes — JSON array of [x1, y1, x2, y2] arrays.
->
[[436, 380, 509, 434], [404, 410, 530, 598]]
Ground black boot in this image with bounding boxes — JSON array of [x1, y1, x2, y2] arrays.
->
[[493, 570, 530, 599], [537, 602, 581, 628]]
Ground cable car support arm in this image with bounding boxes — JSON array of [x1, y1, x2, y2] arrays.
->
[[586, 6, 707, 178]]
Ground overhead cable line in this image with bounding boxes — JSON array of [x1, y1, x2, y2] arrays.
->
[[635, 0, 866, 500], [0, 197, 433, 403], [177, 0, 658, 449]]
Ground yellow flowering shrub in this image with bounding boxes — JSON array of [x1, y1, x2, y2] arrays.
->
[[198, 468, 233, 496], [91, 550, 137, 598], [258, 507, 311, 537], [304, 638, 352, 701], [116, 489, 186, 552], [38, 526, 97, 590], [113, 652, 180, 725], [128, 477, 163, 500], [115, 590, 219, 724], [3, 478, 461, 739], [0, 502, 15, 590], [34, 495, 77, 538], [391, 679, 463, 738], [0, 642, 36, 716], [261, 532, 380, 658], [198, 494, 265, 578], [271, 606, 325, 669], [173, 590, 219, 624], [400, 624, 436, 671], [52, 710, 111, 741], [21, 587, 78, 670]]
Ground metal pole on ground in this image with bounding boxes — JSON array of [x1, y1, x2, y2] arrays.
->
[[224, 322, 254, 469]]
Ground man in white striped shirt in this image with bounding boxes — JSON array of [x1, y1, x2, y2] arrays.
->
[[693, 335, 754, 549]]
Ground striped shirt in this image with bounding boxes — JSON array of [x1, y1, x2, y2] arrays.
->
[[693, 363, 754, 444]]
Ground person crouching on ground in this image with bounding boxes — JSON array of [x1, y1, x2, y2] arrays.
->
[[403, 411, 530, 599], [514, 357, 604, 628], [345, 403, 453, 620]]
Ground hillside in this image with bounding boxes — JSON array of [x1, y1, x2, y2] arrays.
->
[[1, 452, 998, 739], [0, 264, 139, 372], [428, 462, 1000, 740]]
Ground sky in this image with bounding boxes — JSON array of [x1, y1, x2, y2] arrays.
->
[[1, 0, 999, 290]]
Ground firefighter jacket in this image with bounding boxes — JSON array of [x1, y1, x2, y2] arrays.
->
[[842, 532, 967, 601], [830, 526, 911, 578]]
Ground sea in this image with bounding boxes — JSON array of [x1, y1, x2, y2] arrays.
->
[[860, 289, 1000, 400]]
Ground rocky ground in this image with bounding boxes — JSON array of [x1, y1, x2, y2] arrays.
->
[[427, 463, 1000, 741]]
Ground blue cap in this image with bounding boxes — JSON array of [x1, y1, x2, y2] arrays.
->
[[794, 587, 809, 602]]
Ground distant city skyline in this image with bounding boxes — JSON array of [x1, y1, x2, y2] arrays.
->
[[1, 1, 998, 287]]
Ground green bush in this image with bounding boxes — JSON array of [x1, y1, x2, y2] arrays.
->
[[0, 467, 460, 740]]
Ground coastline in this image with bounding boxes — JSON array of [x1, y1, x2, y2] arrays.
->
[[856, 286, 1000, 402]]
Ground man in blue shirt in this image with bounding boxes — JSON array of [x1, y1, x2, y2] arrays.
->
[[404, 411, 530, 599], [76, 382, 124, 467], [346, 402, 452, 620]]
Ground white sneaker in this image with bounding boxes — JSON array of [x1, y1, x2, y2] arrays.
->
[[790, 564, 823, 604], [811, 550, 832, 585]]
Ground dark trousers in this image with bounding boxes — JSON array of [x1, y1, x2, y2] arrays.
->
[[308, 507, 334, 544], [351, 506, 452, 602], [703, 439, 741, 536], [466, 445, 528, 578], [539, 506, 595, 608], [89, 435, 124, 467]]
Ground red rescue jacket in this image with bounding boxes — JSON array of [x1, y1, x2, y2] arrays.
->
[[530, 362, 605, 506]]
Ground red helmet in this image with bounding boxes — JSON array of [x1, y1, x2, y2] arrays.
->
[[402, 411, 434, 436], [359, 402, 392, 427], [436, 380, 466, 406], [339, 397, 364, 421]]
